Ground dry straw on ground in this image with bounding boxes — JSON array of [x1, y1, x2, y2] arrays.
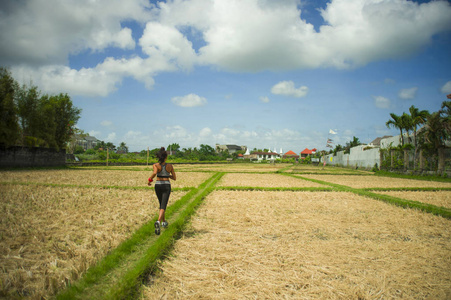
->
[[217, 173, 327, 188], [175, 163, 289, 173], [300, 174, 451, 189], [142, 190, 450, 299], [0, 184, 185, 299], [290, 165, 372, 175], [376, 190, 451, 209], [0, 170, 210, 188]]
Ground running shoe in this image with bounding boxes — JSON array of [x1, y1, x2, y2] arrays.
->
[[154, 221, 160, 235], [161, 221, 168, 228]]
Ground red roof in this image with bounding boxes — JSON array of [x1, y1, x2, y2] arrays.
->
[[284, 150, 297, 156], [238, 154, 243, 157], [301, 148, 313, 155]]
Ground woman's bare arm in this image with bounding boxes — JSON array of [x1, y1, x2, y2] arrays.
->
[[170, 164, 176, 181], [148, 163, 158, 185]]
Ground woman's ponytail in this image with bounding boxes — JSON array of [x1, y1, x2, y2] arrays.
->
[[156, 147, 168, 163]]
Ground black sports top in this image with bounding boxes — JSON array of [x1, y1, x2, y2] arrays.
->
[[157, 163, 171, 178]]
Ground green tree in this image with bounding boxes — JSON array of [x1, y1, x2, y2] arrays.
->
[[0, 68, 20, 146], [199, 144, 215, 156], [117, 142, 129, 153], [408, 105, 429, 163], [440, 101, 451, 136], [333, 144, 343, 155], [16, 84, 40, 145], [15, 82, 81, 149], [50, 93, 81, 149], [167, 143, 180, 153], [35, 94, 57, 148], [420, 111, 447, 152], [105, 142, 116, 151], [386, 113, 405, 146]]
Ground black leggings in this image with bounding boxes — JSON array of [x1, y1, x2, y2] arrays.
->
[[155, 184, 171, 210]]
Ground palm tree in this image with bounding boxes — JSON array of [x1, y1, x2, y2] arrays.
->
[[421, 112, 446, 151], [440, 101, 451, 137], [386, 113, 405, 146], [401, 112, 414, 144], [408, 105, 429, 164]]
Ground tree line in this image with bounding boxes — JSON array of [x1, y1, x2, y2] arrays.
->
[[326, 98, 450, 161], [385, 100, 451, 161], [0, 67, 82, 150]]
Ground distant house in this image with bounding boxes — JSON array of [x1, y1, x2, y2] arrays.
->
[[369, 136, 393, 147], [283, 150, 299, 160], [300, 148, 317, 160], [215, 144, 247, 154], [250, 151, 280, 161], [73, 134, 100, 151]]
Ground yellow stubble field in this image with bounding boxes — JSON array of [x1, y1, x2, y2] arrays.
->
[[142, 190, 451, 299], [1, 165, 450, 299]]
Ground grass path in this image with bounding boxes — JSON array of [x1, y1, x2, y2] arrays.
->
[[56, 172, 223, 299]]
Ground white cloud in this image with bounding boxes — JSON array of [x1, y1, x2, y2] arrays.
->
[[101, 120, 113, 127], [88, 130, 101, 137], [162, 125, 191, 140], [221, 128, 240, 137], [0, 0, 151, 66], [271, 81, 309, 98], [105, 132, 117, 143], [154, 0, 451, 71], [373, 96, 391, 109], [171, 94, 207, 107], [259, 96, 270, 103], [441, 81, 451, 94], [199, 127, 212, 137], [398, 87, 418, 99], [139, 22, 197, 71], [3, 0, 451, 96]]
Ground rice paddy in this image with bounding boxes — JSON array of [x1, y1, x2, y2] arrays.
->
[[0, 164, 450, 299]]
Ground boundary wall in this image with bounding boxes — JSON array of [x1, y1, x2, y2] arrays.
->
[[323, 146, 380, 169], [0, 146, 66, 167]]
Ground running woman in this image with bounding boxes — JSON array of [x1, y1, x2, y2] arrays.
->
[[148, 147, 176, 235]]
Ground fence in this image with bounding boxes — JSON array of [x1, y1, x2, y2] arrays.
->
[[380, 147, 451, 174]]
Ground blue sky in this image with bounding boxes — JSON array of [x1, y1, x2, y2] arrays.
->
[[1, 0, 451, 152]]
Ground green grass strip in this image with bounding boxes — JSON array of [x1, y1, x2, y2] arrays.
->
[[362, 187, 451, 192], [352, 189, 451, 219], [106, 172, 224, 299], [55, 172, 223, 300], [275, 165, 296, 173], [215, 186, 333, 192], [55, 187, 198, 299], [0, 181, 191, 192], [374, 170, 451, 182]]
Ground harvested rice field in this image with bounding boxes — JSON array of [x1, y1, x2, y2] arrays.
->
[[217, 173, 328, 188], [0, 164, 450, 299], [142, 190, 451, 299], [174, 163, 290, 173], [290, 165, 372, 175], [0, 170, 210, 188], [0, 183, 185, 298], [299, 174, 451, 189], [375, 190, 451, 209]]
